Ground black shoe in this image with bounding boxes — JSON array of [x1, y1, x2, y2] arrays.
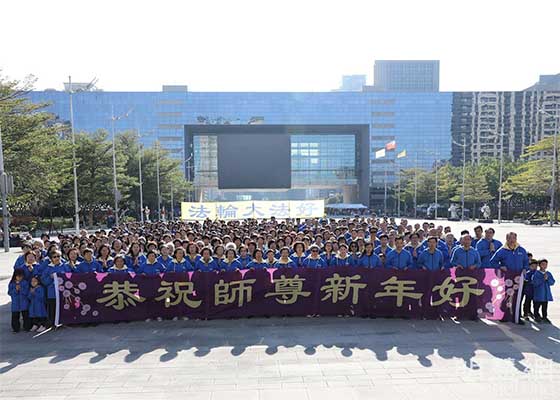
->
[[522, 313, 529, 318], [543, 318, 552, 324], [528, 312, 534, 318], [517, 320, 525, 325], [535, 316, 543, 323]]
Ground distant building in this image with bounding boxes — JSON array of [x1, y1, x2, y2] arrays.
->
[[373, 60, 439, 92], [334, 75, 366, 92], [524, 74, 560, 91]]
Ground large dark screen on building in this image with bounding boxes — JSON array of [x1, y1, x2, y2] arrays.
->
[[218, 133, 291, 189]]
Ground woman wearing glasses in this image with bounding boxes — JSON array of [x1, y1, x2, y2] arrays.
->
[[40, 250, 70, 327], [302, 245, 326, 268]]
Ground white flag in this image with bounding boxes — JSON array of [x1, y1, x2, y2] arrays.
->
[[375, 148, 386, 159]]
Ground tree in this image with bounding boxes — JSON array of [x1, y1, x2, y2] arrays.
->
[[0, 73, 72, 215]]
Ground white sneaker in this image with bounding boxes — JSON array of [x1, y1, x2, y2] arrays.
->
[[37, 326, 46, 332], [30, 325, 38, 332]]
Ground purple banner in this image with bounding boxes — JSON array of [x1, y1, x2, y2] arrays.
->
[[54, 268, 523, 325]]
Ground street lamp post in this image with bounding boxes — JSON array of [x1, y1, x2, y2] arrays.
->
[[0, 127, 9, 252], [434, 159, 439, 220], [67, 76, 80, 234], [110, 106, 132, 226], [137, 130, 144, 224], [452, 138, 468, 221], [156, 138, 161, 221]]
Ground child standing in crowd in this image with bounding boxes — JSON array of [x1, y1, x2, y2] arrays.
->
[[532, 259, 554, 323], [522, 260, 538, 319], [28, 276, 47, 332], [8, 270, 30, 332]]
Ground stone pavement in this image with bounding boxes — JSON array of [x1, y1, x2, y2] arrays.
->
[[0, 220, 559, 400]]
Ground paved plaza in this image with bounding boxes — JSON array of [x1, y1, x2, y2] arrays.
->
[[0, 220, 559, 400]]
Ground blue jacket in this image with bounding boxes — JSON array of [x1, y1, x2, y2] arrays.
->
[[97, 257, 114, 271], [167, 259, 192, 272], [137, 261, 166, 275], [359, 253, 382, 268], [417, 248, 444, 271], [220, 259, 242, 271], [41, 263, 71, 299], [442, 243, 456, 268], [385, 249, 413, 270], [15, 264, 39, 281], [490, 245, 529, 272], [290, 254, 307, 268], [8, 280, 29, 312], [28, 285, 47, 318], [75, 260, 102, 273], [157, 255, 173, 270], [450, 247, 481, 269], [195, 258, 219, 272], [321, 253, 336, 267], [523, 269, 536, 297], [107, 266, 132, 274], [532, 270, 555, 302], [274, 259, 297, 268], [125, 254, 146, 271], [238, 255, 253, 269], [332, 255, 353, 267], [476, 239, 503, 267], [404, 245, 423, 269], [374, 246, 393, 257], [302, 257, 326, 268], [247, 260, 268, 269]]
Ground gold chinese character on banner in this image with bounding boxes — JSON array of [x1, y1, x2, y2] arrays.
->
[[432, 276, 484, 307], [265, 274, 311, 304], [374, 276, 423, 307], [96, 281, 145, 310], [214, 279, 256, 307], [155, 281, 201, 309], [321, 273, 366, 304]]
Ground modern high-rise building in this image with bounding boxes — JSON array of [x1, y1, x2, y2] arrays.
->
[[450, 91, 560, 165], [25, 68, 559, 211], [373, 60, 440, 92]]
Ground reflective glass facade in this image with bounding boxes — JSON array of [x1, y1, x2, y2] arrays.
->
[[28, 89, 453, 206]]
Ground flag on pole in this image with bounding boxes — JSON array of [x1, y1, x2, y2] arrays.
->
[[375, 148, 386, 159], [397, 150, 407, 159], [385, 140, 396, 151]]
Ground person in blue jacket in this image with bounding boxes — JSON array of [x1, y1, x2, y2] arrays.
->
[[385, 236, 413, 270], [489, 232, 529, 273], [359, 242, 382, 268], [247, 249, 268, 270], [8, 269, 30, 332], [470, 225, 483, 248], [27, 276, 47, 332], [417, 236, 444, 271], [16, 250, 39, 281], [125, 242, 146, 272], [157, 244, 173, 270], [475, 228, 502, 268], [290, 242, 307, 267], [321, 242, 336, 267], [237, 246, 253, 269], [442, 233, 458, 268], [374, 234, 393, 260], [195, 247, 219, 272], [532, 259, 554, 323], [137, 250, 166, 275], [522, 260, 538, 318], [450, 234, 481, 270], [220, 249, 243, 271], [404, 232, 423, 269], [41, 251, 70, 327], [168, 247, 191, 272], [76, 248, 102, 273], [108, 255, 132, 274], [13, 242, 32, 270], [302, 245, 326, 268], [264, 249, 278, 268], [275, 247, 297, 268], [332, 244, 353, 267]]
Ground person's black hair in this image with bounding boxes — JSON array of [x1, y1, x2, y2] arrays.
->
[[225, 248, 237, 259], [538, 259, 548, 264], [460, 230, 469, 235], [527, 253, 533, 258], [378, 234, 389, 240], [427, 236, 438, 243], [529, 259, 538, 265], [474, 225, 483, 231], [10, 269, 25, 282]]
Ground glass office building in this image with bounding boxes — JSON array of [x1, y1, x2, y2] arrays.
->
[[27, 89, 453, 208]]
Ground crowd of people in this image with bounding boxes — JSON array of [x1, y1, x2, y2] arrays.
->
[[8, 217, 555, 332]]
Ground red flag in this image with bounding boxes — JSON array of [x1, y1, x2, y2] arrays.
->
[[385, 140, 396, 151]]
